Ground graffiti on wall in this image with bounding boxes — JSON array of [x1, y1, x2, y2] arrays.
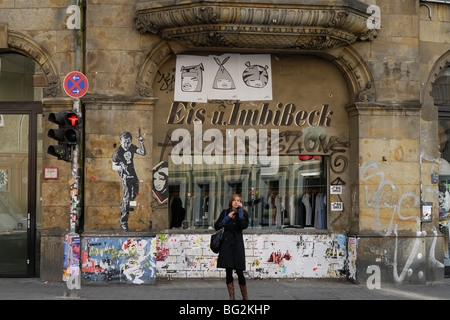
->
[[360, 161, 444, 284], [112, 130, 146, 231], [81, 237, 156, 284], [157, 126, 349, 168], [249, 234, 347, 278]]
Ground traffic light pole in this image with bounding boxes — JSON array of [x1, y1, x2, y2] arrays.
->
[[63, 0, 85, 295], [69, 99, 80, 236], [63, 99, 81, 294]]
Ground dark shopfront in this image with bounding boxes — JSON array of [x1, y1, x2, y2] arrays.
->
[[147, 53, 354, 281]]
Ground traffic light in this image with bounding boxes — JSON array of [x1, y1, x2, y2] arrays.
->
[[47, 111, 81, 162]]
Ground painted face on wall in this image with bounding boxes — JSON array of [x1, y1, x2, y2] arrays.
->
[[215, 78, 234, 89], [242, 61, 269, 88], [152, 161, 169, 204], [153, 171, 167, 192], [120, 137, 132, 151], [212, 56, 236, 90], [181, 63, 204, 92]]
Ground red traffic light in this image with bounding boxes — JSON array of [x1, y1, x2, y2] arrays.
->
[[65, 113, 80, 126]]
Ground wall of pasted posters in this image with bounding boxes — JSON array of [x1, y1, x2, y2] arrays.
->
[[81, 237, 156, 284], [80, 234, 349, 283], [154, 233, 348, 279]]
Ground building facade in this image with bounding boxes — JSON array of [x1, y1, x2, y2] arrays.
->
[[0, 0, 449, 286]]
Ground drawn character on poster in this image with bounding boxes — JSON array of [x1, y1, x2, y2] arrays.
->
[[242, 61, 269, 88], [180, 63, 204, 92], [152, 161, 168, 204], [112, 129, 146, 231], [212, 56, 236, 90]]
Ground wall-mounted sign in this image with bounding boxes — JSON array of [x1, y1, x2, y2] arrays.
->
[[44, 167, 59, 179], [64, 71, 89, 98], [421, 202, 433, 222], [331, 202, 343, 211], [330, 185, 342, 195]]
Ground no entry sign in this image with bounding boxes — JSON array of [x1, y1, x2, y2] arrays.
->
[[64, 71, 88, 98]]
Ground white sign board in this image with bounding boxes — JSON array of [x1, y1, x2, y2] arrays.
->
[[175, 54, 272, 102]]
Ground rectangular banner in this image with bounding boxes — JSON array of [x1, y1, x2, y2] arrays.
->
[[174, 54, 272, 102]]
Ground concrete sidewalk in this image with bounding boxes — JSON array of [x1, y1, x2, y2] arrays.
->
[[0, 277, 449, 300]]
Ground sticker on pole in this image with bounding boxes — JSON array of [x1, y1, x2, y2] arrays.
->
[[64, 71, 88, 98]]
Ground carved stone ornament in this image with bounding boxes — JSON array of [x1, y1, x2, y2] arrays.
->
[[358, 81, 375, 102], [134, 0, 377, 51]]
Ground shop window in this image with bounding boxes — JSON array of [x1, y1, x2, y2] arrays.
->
[[168, 156, 328, 230]]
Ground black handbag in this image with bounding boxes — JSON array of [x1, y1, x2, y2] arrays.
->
[[210, 228, 224, 253]]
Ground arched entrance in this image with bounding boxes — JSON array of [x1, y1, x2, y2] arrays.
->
[[0, 51, 44, 277], [434, 62, 450, 277]]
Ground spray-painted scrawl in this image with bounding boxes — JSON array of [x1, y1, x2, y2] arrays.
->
[[112, 130, 146, 231], [174, 54, 272, 102]]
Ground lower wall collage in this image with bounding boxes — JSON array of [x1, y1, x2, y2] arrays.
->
[[80, 234, 352, 285]]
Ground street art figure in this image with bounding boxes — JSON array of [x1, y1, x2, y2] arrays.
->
[[212, 56, 236, 90], [180, 63, 204, 92], [152, 161, 168, 204], [112, 130, 146, 231], [242, 61, 269, 88]]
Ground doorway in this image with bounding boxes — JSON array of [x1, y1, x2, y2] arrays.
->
[[0, 103, 42, 277], [0, 52, 44, 277]]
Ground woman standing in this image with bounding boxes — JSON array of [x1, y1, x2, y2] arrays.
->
[[214, 194, 249, 300]]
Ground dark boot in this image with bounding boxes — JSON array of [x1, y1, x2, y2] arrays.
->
[[227, 282, 235, 300], [239, 284, 249, 300]]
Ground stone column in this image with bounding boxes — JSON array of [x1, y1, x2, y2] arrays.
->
[[346, 101, 439, 285]]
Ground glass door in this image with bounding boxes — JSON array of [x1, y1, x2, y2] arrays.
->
[[0, 52, 44, 277], [0, 106, 42, 277], [0, 113, 29, 275]]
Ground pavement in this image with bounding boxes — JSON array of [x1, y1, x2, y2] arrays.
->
[[0, 277, 449, 301]]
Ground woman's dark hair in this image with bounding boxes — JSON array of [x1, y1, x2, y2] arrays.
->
[[228, 194, 243, 209]]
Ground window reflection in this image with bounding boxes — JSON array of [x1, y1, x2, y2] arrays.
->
[[168, 156, 327, 230]]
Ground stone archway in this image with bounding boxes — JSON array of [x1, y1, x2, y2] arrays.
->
[[6, 30, 60, 98], [424, 49, 450, 110], [135, 40, 375, 104]]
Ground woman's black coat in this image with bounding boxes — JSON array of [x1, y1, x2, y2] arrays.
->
[[214, 208, 249, 270]]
